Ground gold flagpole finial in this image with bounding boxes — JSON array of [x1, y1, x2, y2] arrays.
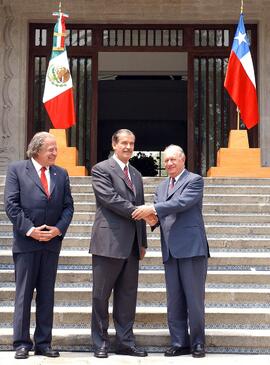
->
[[241, 0, 244, 13], [59, 2, 62, 13]]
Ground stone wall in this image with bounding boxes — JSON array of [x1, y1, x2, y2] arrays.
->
[[0, 0, 270, 171]]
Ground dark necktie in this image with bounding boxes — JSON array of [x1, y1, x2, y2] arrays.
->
[[123, 165, 134, 191], [40, 166, 50, 197]]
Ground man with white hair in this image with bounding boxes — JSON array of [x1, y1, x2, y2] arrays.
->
[[132, 144, 209, 358]]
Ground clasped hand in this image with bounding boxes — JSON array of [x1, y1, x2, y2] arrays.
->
[[30, 225, 61, 242], [132, 205, 158, 226]]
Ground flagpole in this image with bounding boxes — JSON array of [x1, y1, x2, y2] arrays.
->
[[237, 108, 240, 130], [236, 0, 244, 130]]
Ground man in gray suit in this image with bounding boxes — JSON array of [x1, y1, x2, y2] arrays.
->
[[90, 129, 148, 358], [132, 145, 209, 358]]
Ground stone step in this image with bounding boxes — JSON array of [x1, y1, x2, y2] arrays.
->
[[205, 224, 270, 235], [204, 178, 270, 186], [0, 269, 269, 286], [68, 184, 270, 195], [1, 328, 269, 351], [203, 204, 270, 214], [1, 250, 270, 267], [3, 203, 270, 216], [66, 184, 270, 195], [203, 195, 270, 204], [1, 287, 270, 306], [1, 176, 270, 185], [0, 202, 98, 212], [1, 306, 270, 328], [1, 234, 270, 250], [204, 213, 270, 224], [2, 211, 270, 224], [3, 221, 270, 237], [204, 185, 270, 194], [2, 184, 270, 199], [3, 192, 270, 205], [0, 177, 270, 195]]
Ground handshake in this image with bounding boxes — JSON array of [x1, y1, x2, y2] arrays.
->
[[132, 205, 158, 226]]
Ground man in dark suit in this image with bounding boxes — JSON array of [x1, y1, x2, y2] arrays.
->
[[90, 129, 148, 358], [132, 145, 209, 358], [4, 131, 74, 359]]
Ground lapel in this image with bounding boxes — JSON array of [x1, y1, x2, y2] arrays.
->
[[166, 169, 189, 199], [109, 157, 135, 194], [26, 159, 47, 196], [49, 165, 56, 196], [162, 178, 170, 200], [129, 164, 138, 196]]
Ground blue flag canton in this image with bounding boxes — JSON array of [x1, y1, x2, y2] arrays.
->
[[231, 14, 251, 59]]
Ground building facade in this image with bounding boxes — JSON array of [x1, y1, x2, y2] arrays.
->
[[0, 0, 269, 175]]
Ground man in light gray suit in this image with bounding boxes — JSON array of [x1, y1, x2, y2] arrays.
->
[[90, 129, 148, 358], [132, 145, 209, 358]]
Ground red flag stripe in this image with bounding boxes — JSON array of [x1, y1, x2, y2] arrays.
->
[[225, 52, 259, 129], [44, 88, 76, 129]]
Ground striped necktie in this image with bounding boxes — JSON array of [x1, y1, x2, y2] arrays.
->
[[123, 165, 134, 191]]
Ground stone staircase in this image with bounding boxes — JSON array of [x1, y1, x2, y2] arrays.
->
[[0, 176, 270, 353]]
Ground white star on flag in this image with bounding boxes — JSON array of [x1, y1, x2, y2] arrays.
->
[[234, 31, 248, 46]]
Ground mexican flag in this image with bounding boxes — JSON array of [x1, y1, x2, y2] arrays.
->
[[43, 9, 76, 129]]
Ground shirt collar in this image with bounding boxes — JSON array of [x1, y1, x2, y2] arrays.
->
[[112, 154, 130, 171], [173, 168, 186, 183], [31, 158, 49, 173]]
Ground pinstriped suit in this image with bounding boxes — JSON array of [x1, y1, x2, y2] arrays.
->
[[90, 157, 147, 350]]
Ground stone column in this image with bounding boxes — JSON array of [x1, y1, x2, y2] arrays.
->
[[259, 17, 270, 166], [0, 2, 14, 173]]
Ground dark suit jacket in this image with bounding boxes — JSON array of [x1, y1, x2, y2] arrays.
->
[[4, 159, 74, 253], [90, 157, 147, 259], [154, 169, 209, 263]]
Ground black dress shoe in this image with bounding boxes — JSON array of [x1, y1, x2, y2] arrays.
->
[[164, 346, 191, 357], [115, 346, 148, 357], [192, 343, 205, 358], [94, 347, 108, 358], [15, 347, 29, 359], [34, 346, 60, 357]]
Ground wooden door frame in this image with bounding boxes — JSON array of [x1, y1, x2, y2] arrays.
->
[[28, 23, 258, 171]]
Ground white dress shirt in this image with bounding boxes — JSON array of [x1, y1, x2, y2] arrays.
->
[[112, 154, 132, 179], [26, 159, 51, 236]]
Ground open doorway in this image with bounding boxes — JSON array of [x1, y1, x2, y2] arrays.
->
[[97, 52, 187, 174]]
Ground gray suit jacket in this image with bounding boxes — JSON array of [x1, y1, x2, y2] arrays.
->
[[154, 169, 209, 263], [4, 159, 74, 253], [90, 157, 147, 259]]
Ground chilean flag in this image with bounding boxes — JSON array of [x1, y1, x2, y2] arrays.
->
[[224, 13, 259, 129], [43, 10, 76, 129]]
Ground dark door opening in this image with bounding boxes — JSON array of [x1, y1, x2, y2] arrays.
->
[[97, 75, 187, 173]]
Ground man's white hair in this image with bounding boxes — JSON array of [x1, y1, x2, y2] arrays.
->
[[164, 144, 185, 158]]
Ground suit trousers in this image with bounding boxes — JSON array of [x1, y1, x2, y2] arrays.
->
[[164, 255, 207, 348], [13, 250, 59, 350], [91, 246, 139, 350]]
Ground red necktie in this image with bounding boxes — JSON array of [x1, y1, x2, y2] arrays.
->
[[40, 167, 49, 197], [123, 165, 134, 191]]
